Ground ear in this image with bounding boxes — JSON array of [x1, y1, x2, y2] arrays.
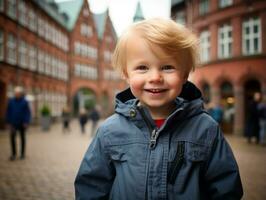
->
[[182, 72, 189, 84], [121, 69, 130, 83]]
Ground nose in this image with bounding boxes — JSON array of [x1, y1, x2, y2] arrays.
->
[[149, 69, 163, 83]]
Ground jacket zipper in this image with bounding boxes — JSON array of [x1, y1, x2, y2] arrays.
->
[[168, 141, 185, 184], [137, 106, 159, 149]]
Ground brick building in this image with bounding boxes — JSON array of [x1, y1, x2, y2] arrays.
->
[[0, 0, 125, 128], [171, 0, 266, 135]]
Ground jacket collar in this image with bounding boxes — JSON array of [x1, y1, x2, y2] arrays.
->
[[115, 81, 204, 120]]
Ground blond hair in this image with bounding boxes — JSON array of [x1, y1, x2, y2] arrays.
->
[[112, 18, 199, 76]]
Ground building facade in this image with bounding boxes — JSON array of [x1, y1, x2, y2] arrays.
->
[[0, 0, 125, 128], [171, 0, 266, 135], [0, 0, 69, 127]]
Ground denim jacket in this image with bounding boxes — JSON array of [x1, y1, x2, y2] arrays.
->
[[75, 81, 243, 200]]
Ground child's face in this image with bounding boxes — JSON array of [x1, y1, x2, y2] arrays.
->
[[125, 34, 187, 116]]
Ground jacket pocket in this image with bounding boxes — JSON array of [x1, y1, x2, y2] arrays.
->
[[186, 142, 209, 162], [109, 146, 128, 162], [168, 141, 210, 194]]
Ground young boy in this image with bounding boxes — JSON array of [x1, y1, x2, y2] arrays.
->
[[75, 18, 243, 200]]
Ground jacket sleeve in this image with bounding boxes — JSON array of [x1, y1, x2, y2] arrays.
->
[[24, 100, 31, 124], [5, 99, 12, 124], [204, 126, 243, 200], [74, 127, 114, 200]]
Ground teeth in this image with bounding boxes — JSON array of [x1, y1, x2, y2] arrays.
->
[[147, 89, 164, 93]]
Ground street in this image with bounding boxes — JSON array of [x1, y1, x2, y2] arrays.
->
[[0, 120, 265, 200]]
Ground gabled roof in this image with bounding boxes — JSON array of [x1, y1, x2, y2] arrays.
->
[[93, 10, 117, 40], [57, 0, 84, 31], [133, 1, 145, 22], [93, 11, 107, 39], [32, 0, 69, 29]]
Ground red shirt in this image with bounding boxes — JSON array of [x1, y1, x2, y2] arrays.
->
[[154, 119, 165, 128]]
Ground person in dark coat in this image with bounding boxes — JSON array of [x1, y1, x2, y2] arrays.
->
[[6, 86, 31, 160], [258, 97, 266, 145], [245, 92, 261, 143], [88, 105, 100, 136], [62, 105, 71, 133], [79, 108, 88, 134]]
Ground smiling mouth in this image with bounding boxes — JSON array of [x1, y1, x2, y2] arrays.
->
[[144, 89, 168, 94]]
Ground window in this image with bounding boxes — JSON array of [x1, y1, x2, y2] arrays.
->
[[175, 11, 185, 25], [29, 45, 37, 71], [75, 63, 97, 80], [81, 24, 93, 37], [38, 49, 45, 73], [7, 0, 17, 20], [75, 42, 81, 55], [7, 34, 17, 65], [45, 53, 51, 75], [38, 17, 45, 37], [0, 30, 4, 61], [51, 57, 57, 77], [199, 30, 210, 63], [0, 0, 4, 12], [18, 1, 27, 26], [18, 40, 28, 68], [28, 9, 37, 32], [218, 24, 232, 59], [219, 0, 233, 8], [242, 17, 261, 55], [104, 69, 120, 81], [104, 51, 112, 62], [83, 9, 89, 17], [199, 0, 209, 16]]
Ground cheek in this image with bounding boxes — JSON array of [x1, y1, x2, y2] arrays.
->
[[128, 76, 144, 94]]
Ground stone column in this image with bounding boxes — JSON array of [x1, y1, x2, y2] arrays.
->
[[233, 85, 244, 135]]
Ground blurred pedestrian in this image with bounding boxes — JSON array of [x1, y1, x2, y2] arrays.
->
[[208, 102, 224, 125], [5, 86, 31, 161], [79, 108, 88, 134], [258, 97, 266, 145], [245, 92, 261, 144], [62, 105, 71, 133], [88, 105, 100, 137]]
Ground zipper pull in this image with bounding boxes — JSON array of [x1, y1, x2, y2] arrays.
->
[[150, 128, 159, 149]]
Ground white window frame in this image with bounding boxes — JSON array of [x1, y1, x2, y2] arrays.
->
[[7, 34, 17, 65], [18, 1, 27, 26], [7, 0, 16, 20], [38, 17, 45, 37], [29, 45, 37, 71], [81, 23, 93, 37], [0, 30, 4, 61], [242, 17, 261, 55], [45, 53, 51, 75], [104, 50, 112, 62], [38, 49, 45, 73], [199, 0, 209, 16], [218, 24, 233, 59], [219, 0, 233, 8], [200, 30, 210, 63], [83, 9, 89, 17], [18, 40, 28, 68], [28, 9, 37, 32]]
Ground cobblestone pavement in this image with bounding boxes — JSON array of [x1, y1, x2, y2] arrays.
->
[[0, 121, 265, 200]]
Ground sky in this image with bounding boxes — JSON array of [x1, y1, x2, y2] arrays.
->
[[57, 0, 171, 36]]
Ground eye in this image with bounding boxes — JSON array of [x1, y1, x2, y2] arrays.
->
[[135, 65, 148, 71], [161, 65, 176, 72]]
